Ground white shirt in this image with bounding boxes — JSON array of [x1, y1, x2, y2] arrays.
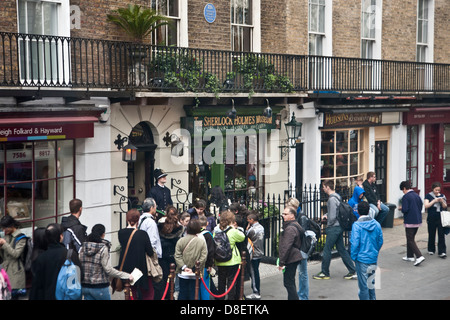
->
[[139, 212, 162, 258]]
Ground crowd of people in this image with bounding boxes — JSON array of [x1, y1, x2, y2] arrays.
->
[[0, 168, 447, 301]]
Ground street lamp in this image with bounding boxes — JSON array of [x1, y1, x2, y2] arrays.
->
[[280, 112, 302, 159], [114, 134, 137, 162]]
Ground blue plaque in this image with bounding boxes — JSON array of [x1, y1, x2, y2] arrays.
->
[[204, 3, 216, 23]]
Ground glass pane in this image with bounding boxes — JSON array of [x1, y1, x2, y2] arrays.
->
[[43, 2, 58, 35], [321, 155, 334, 178], [28, 2, 42, 34], [321, 131, 335, 153], [336, 131, 348, 153], [35, 141, 56, 180], [169, 0, 179, 17], [336, 178, 348, 189], [349, 130, 359, 152], [35, 179, 55, 218], [58, 177, 73, 215], [309, 34, 316, 55], [6, 143, 33, 182], [336, 154, 348, 177], [309, 4, 318, 32], [350, 153, 359, 175], [6, 183, 32, 221], [35, 217, 56, 229], [445, 164, 450, 183], [318, 4, 325, 33], [57, 140, 73, 177]]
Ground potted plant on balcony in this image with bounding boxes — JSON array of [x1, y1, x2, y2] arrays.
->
[[107, 4, 169, 85]]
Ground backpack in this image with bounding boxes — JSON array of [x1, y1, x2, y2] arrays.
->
[[13, 234, 33, 272], [0, 267, 12, 300], [298, 214, 320, 259], [335, 197, 357, 231], [55, 249, 82, 300], [213, 228, 233, 262]]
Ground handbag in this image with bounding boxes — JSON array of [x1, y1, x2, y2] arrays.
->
[[146, 251, 163, 283], [440, 211, 450, 228], [111, 229, 137, 293]]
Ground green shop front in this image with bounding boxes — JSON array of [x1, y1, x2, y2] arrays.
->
[[182, 104, 284, 203]]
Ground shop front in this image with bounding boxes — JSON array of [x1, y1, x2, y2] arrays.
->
[[182, 104, 284, 203], [0, 105, 103, 236], [403, 107, 450, 196]]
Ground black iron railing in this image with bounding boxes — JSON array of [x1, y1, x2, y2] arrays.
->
[[1, 32, 449, 94]]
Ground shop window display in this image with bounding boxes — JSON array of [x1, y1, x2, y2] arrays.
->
[[321, 129, 364, 189], [0, 140, 75, 232]]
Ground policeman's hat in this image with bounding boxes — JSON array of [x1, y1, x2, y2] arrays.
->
[[154, 168, 168, 181]]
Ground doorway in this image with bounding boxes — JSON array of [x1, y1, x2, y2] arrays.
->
[[375, 140, 388, 203], [425, 124, 442, 193], [128, 122, 157, 205]]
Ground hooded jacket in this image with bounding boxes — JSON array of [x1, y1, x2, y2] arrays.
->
[[348, 186, 365, 218], [61, 214, 87, 252], [350, 216, 383, 264], [79, 241, 130, 288], [278, 220, 304, 267]]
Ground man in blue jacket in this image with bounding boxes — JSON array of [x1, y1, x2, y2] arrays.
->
[[350, 201, 383, 300]]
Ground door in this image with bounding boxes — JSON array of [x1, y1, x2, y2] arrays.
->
[[425, 124, 442, 193], [375, 140, 388, 203], [295, 142, 304, 196]]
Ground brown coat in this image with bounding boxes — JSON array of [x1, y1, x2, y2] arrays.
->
[[278, 220, 303, 267], [0, 229, 26, 289]]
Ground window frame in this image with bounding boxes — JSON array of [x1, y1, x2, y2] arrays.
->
[[231, 0, 253, 52], [406, 125, 419, 189]]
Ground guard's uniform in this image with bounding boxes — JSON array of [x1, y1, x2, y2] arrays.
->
[[149, 184, 173, 212]]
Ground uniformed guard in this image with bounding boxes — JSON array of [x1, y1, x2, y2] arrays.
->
[[149, 168, 173, 215]]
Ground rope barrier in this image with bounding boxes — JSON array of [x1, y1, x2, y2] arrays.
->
[[160, 277, 171, 300], [199, 265, 241, 299]]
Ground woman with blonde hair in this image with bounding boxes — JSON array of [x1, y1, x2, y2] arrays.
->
[[215, 210, 245, 300]]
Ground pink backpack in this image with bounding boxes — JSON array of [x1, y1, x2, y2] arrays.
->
[[0, 268, 12, 300]]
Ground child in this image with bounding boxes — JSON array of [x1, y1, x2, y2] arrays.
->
[[245, 211, 265, 299]]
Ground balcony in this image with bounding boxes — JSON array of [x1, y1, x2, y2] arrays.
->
[[0, 32, 449, 100]]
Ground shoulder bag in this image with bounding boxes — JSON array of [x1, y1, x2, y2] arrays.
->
[[146, 251, 163, 283], [111, 229, 137, 293]]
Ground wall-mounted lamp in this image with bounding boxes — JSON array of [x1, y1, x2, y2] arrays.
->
[[227, 99, 237, 120], [114, 134, 137, 162], [263, 99, 272, 118], [279, 112, 303, 159], [163, 132, 184, 157]]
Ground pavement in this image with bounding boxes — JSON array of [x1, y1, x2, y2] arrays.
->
[[111, 218, 450, 301]]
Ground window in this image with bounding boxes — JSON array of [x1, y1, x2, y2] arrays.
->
[[308, 0, 325, 56], [444, 125, 450, 183], [321, 129, 365, 189], [416, 0, 428, 62], [0, 140, 75, 233], [231, 0, 253, 52], [407, 126, 419, 188], [152, 0, 180, 45], [361, 0, 376, 59], [18, 0, 60, 81]]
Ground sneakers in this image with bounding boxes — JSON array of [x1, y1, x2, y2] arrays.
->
[[402, 257, 415, 262], [343, 272, 357, 280], [439, 253, 447, 259], [414, 256, 425, 266], [246, 293, 261, 300], [313, 272, 330, 280]]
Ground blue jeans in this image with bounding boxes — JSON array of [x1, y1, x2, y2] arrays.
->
[[249, 259, 261, 294], [369, 203, 389, 225], [297, 259, 309, 300], [355, 261, 377, 300], [321, 226, 355, 276], [82, 286, 111, 300]]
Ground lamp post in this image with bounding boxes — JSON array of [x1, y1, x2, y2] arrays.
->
[[280, 112, 302, 159]]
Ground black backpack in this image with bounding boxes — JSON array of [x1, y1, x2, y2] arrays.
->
[[336, 198, 357, 231], [13, 234, 33, 272], [213, 227, 233, 262], [298, 214, 321, 258]]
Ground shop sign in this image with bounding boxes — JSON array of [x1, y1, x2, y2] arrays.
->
[[320, 112, 382, 129], [192, 114, 278, 132], [403, 108, 450, 125], [0, 123, 94, 142]]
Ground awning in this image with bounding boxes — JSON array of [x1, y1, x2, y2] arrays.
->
[[0, 104, 103, 141]]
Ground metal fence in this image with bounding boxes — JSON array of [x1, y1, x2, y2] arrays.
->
[[1, 32, 449, 94]]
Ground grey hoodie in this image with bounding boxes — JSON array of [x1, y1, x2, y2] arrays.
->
[[327, 193, 342, 227]]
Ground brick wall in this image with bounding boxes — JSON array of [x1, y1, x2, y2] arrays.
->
[[434, 0, 450, 64], [332, 0, 362, 58]]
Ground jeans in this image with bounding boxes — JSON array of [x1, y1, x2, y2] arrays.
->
[[178, 278, 196, 300], [321, 226, 355, 276], [283, 261, 300, 300], [249, 259, 261, 294], [369, 203, 389, 225], [82, 286, 111, 300], [355, 261, 377, 300], [427, 215, 447, 255], [297, 259, 309, 300]]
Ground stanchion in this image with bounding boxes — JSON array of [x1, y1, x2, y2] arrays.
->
[[194, 261, 200, 300], [169, 263, 176, 300], [239, 251, 246, 300], [124, 280, 132, 300]]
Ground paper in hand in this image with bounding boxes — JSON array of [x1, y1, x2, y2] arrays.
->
[[130, 268, 143, 285]]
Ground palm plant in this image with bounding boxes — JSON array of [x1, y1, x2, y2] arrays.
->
[[107, 4, 169, 43]]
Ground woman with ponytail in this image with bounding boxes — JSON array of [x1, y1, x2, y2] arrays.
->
[[79, 224, 133, 300]]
